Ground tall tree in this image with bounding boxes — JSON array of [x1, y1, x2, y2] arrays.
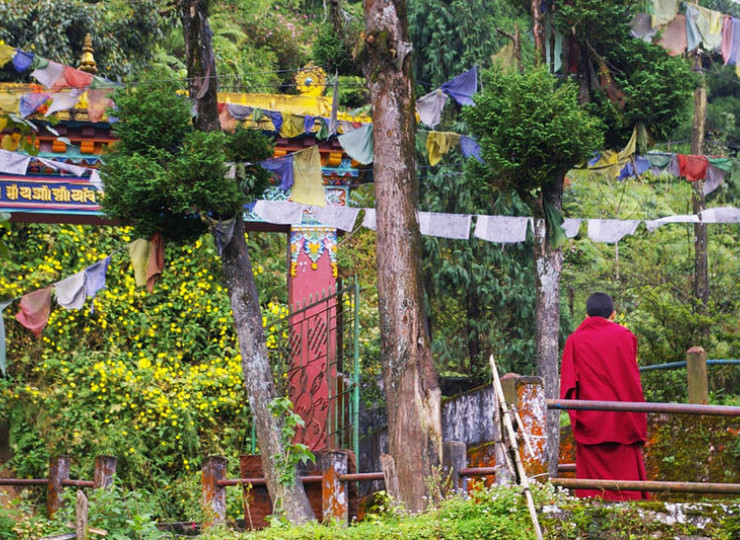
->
[[102, 0, 315, 524], [464, 66, 604, 476], [361, 0, 442, 513]]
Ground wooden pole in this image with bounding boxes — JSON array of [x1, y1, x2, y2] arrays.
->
[[490, 356, 543, 540], [202, 455, 227, 524], [686, 346, 709, 404], [48, 456, 71, 518], [75, 490, 88, 540], [93, 456, 117, 489]]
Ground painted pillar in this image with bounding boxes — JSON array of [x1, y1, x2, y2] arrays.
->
[[288, 224, 338, 451]]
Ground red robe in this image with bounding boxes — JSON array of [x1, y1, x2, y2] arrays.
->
[[561, 317, 649, 500]]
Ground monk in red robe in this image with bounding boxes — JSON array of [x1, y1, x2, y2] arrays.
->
[[561, 292, 649, 500]]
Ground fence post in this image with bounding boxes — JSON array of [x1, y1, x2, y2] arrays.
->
[[202, 455, 228, 524], [47, 456, 71, 518], [76, 490, 88, 540], [442, 441, 467, 494], [502, 376, 549, 479], [318, 450, 348, 524], [687, 346, 709, 404], [93, 456, 117, 489]]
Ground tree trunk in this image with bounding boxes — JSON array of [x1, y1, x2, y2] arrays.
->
[[180, 0, 220, 132], [221, 220, 315, 523], [532, 179, 563, 478], [179, 0, 314, 523], [531, 0, 546, 65], [363, 0, 442, 514], [691, 53, 708, 309]]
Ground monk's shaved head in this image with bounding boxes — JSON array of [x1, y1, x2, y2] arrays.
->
[[586, 292, 614, 319]]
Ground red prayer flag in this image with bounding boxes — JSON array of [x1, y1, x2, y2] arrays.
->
[[15, 287, 53, 337], [677, 154, 709, 181], [54, 66, 93, 90], [146, 232, 165, 293], [87, 88, 113, 123]]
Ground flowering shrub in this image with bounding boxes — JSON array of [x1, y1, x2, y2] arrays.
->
[[0, 223, 288, 518]]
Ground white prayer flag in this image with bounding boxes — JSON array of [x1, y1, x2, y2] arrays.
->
[[418, 211, 471, 240], [644, 214, 698, 232], [587, 219, 640, 243], [38, 157, 88, 176], [252, 200, 305, 225], [361, 209, 376, 231], [699, 206, 740, 223], [474, 216, 530, 243], [313, 206, 361, 231], [45, 89, 84, 116], [562, 218, 582, 238], [54, 271, 87, 310], [31, 61, 65, 89], [0, 149, 31, 175]]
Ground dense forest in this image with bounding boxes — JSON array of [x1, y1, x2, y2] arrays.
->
[[0, 0, 739, 535]]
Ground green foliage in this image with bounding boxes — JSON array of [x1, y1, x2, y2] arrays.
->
[[465, 66, 604, 200], [0, 222, 291, 519], [409, 0, 530, 88], [552, 0, 694, 148], [420, 158, 537, 377], [0, 0, 166, 81], [102, 84, 273, 242], [312, 19, 362, 76], [267, 397, 315, 489], [51, 486, 168, 540]]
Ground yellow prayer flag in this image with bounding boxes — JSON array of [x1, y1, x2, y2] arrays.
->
[[127, 238, 152, 287], [0, 93, 20, 114], [0, 45, 14, 68], [279, 113, 305, 138], [291, 145, 325, 207], [426, 131, 461, 166]]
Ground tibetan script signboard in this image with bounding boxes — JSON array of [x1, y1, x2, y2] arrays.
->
[[0, 175, 102, 216]]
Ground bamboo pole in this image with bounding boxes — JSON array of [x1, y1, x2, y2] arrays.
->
[[490, 355, 543, 540]]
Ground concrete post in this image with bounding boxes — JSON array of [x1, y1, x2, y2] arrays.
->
[[202, 455, 228, 524], [318, 450, 348, 524], [687, 346, 709, 404], [513, 376, 549, 479], [47, 456, 71, 518], [93, 456, 117, 489], [442, 441, 467, 495]]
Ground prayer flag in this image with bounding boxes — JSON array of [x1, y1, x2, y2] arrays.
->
[[291, 146, 325, 206], [54, 271, 87, 310], [337, 124, 374, 165], [440, 67, 478, 106], [15, 287, 53, 337], [418, 212, 471, 240], [474, 216, 530, 243], [253, 200, 305, 225], [587, 219, 639, 243]]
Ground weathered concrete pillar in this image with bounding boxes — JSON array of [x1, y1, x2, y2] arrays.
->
[[318, 450, 348, 524], [93, 456, 117, 489], [687, 346, 709, 404], [442, 441, 467, 495], [500, 376, 549, 480], [202, 455, 228, 524], [47, 456, 71, 518]]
